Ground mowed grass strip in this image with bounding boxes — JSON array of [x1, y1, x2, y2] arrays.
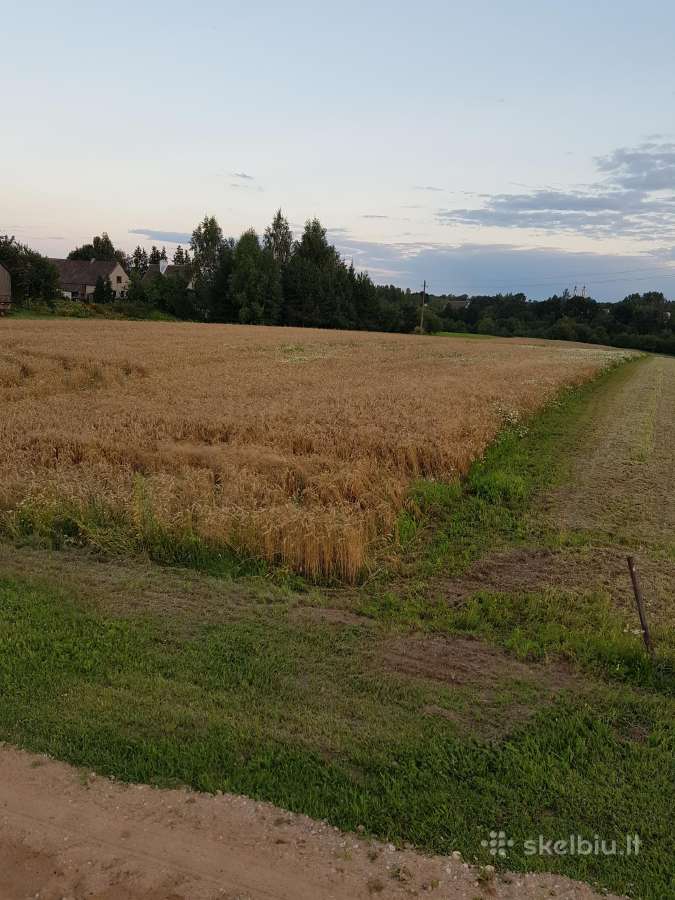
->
[[0, 574, 672, 899]]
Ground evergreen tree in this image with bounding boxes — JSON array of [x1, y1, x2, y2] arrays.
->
[[230, 230, 281, 325], [126, 272, 147, 304], [206, 239, 236, 322], [173, 245, 186, 265], [93, 275, 106, 303], [131, 246, 149, 274], [148, 246, 162, 265], [281, 219, 349, 327]]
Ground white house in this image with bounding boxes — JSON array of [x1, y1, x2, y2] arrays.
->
[[50, 258, 130, 300]]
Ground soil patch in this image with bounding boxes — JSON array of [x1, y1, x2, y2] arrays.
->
[[440, 546, 674, 626], [0, 745, 623, 900], [380, 634, 579, 738]]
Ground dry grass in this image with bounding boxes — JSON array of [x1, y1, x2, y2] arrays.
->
[[0, 320, 631, 580]]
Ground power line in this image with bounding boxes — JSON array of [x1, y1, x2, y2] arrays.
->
[[444, 268, 675, 294]]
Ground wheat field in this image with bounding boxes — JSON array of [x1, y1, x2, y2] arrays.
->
[[0, 321, 630, 579]]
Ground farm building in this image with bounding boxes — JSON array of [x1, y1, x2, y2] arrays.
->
[[445, 298, 471, 311], [50, 258, 130, 300], [142, 259, 194, 289], [0, 263, 11, 315]]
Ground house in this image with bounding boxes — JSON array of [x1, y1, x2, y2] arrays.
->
[[50, 258, 130, 300], [142, 259, 194, 289], [445, 298, 471, 312], [0, 263, 11, 315]]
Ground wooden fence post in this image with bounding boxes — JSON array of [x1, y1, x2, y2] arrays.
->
[[626, 556, 654, 656]]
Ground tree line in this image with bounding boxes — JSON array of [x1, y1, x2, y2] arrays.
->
[[125, 212, 420, 332], [1, 214, 673, 354], [430, 290, 675, 355]]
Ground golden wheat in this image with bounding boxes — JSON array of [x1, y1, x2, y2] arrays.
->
[[0, 320, 631, 579]]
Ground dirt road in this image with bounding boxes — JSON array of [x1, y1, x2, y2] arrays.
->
[[0, 746, 621, 900]]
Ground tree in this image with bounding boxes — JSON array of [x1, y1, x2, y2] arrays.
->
[[190, 216, 232, 321], [229, 230, 282, 325], [125, 272, 147, 305], [160, 246, 168, 261], [148, 246, 162, 265], [0, 235, 59, 303], [68, 232, 127, 268], [190, 216, 224, 286], [93, 275, 114, 304], [130, 246, 149, 275], [263, 209, 293, 268], [206, 239, 236, 322], [173, 245, 186, 265], [281, 218, 354, 328], [295, 218, 337, 267], [145, 270, 195, 319]]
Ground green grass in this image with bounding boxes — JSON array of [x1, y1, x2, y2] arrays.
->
[[355, 584, 674, 693], [0, 573, 672, 899], [434, 330, 496, 339], [8, 300, 175, 320]]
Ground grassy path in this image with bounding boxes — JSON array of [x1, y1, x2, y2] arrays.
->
[[545, 354, 675, 551]]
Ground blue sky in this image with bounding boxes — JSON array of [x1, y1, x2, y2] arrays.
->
[[3, 0, 675, 299]]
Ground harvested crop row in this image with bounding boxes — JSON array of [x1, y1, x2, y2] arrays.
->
[[0, 320, 631, 579]]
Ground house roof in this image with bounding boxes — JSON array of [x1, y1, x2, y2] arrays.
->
[[445, 298, 471, 310], [49, 258, 122, 287], [142, 263, 191, 283]]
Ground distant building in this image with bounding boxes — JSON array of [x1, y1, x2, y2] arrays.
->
[[50, 258, 130, 300], [142, 259, 194, 289], [445, 298, 471, 311], [0, 262, 11, 315]]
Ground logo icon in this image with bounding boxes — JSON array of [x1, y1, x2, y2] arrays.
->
[[481, 830, 514, 857]]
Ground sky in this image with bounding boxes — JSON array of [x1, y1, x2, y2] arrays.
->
[[2, 0, 675, 300]]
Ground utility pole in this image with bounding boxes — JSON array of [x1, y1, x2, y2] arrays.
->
[[419, 279, 426, 333]]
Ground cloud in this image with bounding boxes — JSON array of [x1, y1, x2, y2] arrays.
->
[[228, 182, 264, 192], [413, 185, 444, 192], [329, 233, 675, 301], [437, 141, 675, 240], [232, 172, 254, 180], [362, 214, 389, 219], [595, 142, 675, 191], [129, 228, 191, 244]]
